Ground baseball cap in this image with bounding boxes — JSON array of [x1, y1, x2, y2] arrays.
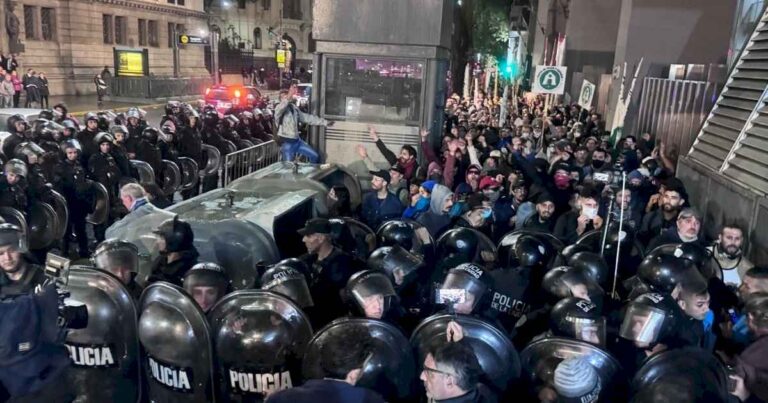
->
[[297, 218, 332, 236], [536, 192, 555, 205], [369, 169, 391, 183], [489, 150, 502, 158], [479, 176, 500, 190], [389, 165, 404, 175]]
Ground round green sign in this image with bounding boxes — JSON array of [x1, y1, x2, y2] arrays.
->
[[538, 68, 562, 91]]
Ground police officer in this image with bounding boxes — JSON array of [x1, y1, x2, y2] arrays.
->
[[2, 115, 29, 159], [0, 223, 45, 298], [88, 132, 122, 242], [298, 218, 361, 328], [53, 139, 90, 258], [109, 125, 133, 178], [201, 110, 225, 193], [92, 238, 144, 300], [182, 262, 230, 313], [549, 297, 606, 345], [124, 108, 146, 151], [178, 107, 204, 199], [149, 216, 199, 286], [0, 159, 29, 214], [13, 142, 51, 202], [77, 112, 100, 169], [158, 120, 179, 162], [135, 127, 167, 202], [345, 270, 405, 325], [160, 100, 182, 128]]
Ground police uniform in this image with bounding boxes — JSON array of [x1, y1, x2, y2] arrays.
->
[[54, 156, 91, 257]]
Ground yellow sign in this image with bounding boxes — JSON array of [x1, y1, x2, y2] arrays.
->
[[276, 49, 286, 68], [180, 35, 189, 44], [116, 50, 146, 77]]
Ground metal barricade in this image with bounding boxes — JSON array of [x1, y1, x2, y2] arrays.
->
[[222, 140, 280, 186]]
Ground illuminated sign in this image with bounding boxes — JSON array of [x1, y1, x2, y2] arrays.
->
[[114, 48, 149, 77], [179, 35, 208, 45], [276, 50, 286, 68]]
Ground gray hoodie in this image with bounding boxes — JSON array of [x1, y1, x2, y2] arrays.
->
[[429, 184, 453, 214], [418, 184, 454, 237]]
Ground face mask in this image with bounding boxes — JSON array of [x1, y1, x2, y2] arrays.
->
[[481, 208, 493, 219], [449, 202, 465, 217], [533, 130, 542, 138], [484, 190, 501, 203], [592, 160, 605, 169], [554, 175, 571, 189], [582, 206, 597, 219]]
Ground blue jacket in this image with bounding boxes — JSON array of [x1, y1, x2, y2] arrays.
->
[[267, 379, 385, 403], [361, 191, 404, 230]]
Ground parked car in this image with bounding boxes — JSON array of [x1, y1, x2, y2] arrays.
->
[[204, 85, 262, 115]]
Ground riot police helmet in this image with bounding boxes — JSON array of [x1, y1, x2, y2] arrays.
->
[[93, 132, 114, 147], [647, 243, 712, 271], [619, 292, 679, 348], [437, 263, 492, 315], [367, 245, 424, 289], [110, 124, 129, 141], [60, 138, 82, 155], [637, 253, 705, 294], [345, 270, 397, 320], [270, 257, 312, 282], [568, 251, 610, 287], [165, 100, 181, 116], [83, 112, 99, 123], [92, 239, 139, 285], [514, 235, 548, 268], [6, 114, 29, 132], [0, 223, 25, 251], [437, 227, 479, 264], [377, 220, 416, 251], [543, 266, 604, 305], [13, 142, 45, 165], [38, 110, 55, 121], [152, 216, 195, 253], [550, 297, 606, 346], [183, 262, 230, 312], [141, 127, 159, 144], [4, 158, 27, 178], [260, 265, 314, 308], [126, 108, 141, 120]]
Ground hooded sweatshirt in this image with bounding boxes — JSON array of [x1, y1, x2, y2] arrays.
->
[[417, 184, 453, 238]]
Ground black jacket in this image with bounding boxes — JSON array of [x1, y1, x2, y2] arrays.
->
[[150, 248, 200, 286], [302, 248, 361, 328]]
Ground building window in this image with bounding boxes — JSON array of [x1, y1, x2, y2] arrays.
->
[[263, 0, 270, 10], [254, 27, 262, 49], [103, 14, 113, 44], [148, 20, 159, 47], [238, 0, 246, 9], [168, 22, 175, 47], [282, 0, 302, 20], [167, 0, 185, 5], [138, 19, 147, 46], [23, 6, 37, 40], [41, 8, 55, 41], [115, 16, 127, 45]]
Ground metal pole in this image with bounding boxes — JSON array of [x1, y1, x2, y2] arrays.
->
[[172, 24, 180, 78], [611, 172, 628, 299], [212, 30, 220, 84]]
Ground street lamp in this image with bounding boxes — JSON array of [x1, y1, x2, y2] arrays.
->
[[222, 1, 231, 8]]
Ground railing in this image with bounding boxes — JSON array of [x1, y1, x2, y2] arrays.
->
[[110, 76, 212, 99], [222, 140, 281, 186]]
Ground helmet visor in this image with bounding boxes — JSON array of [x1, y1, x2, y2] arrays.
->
[[619, 305, 666, 344]]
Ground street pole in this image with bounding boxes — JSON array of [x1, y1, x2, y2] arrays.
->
[[172, 24, 180, 78], [212, 30, 220, 84]]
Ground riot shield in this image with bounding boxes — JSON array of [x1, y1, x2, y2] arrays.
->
[[86, 181, 110, 225], [520, 337, 623, 402], [130, 159, 156, 185], [161, 160, 182, 196], [328, 217, 376, 261], [65, 266, 140, 403], [223, 140, 238, 168], [497, 229, 564, 268], [208, 290, 313, 401], [41, 189, 69, 241], [632, 347, 728, 402], [576, 223, 645, 259], [201, 144, 221, 176], [0, 206, 28, 250], [28, 202, 59, 250], [411, 314, 520, 391], [138, 282, 215, 402], [177, 157, 200, 191], [303, 318, 415, 401]]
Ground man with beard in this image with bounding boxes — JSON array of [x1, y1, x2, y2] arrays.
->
[[0, 224, 45, 298], [361, 169, 403, 230], [583, 148, 609, 182], [640, 178, 687, 245], [707, 224, 753, 288], [299, 218, 360, 328], [522, 192, 556, 233], [417, 183, 455, 238], [366, 126, 418, 180], [648, 207, 703, 250]]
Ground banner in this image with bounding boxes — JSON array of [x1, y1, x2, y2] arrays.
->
[[578, 80, 595, 109], [532, 66, 567, 94]]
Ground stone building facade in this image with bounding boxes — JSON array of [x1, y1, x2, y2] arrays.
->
[[208, 0, 314, 73], [1, 0, 210, 96]]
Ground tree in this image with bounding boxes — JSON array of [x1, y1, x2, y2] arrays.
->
[[472, 0, 510, 60]]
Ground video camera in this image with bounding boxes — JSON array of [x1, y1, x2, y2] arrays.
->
[[45, 253, 88, 330]]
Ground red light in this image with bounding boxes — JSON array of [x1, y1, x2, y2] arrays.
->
[[234, 89, 241, 98], [205, 87, 211, 95]]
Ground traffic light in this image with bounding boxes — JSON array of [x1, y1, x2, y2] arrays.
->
[[500, 60, 519, 80]]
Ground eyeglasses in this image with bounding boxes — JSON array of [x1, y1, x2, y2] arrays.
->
[[423, 366, 456, 378], [468, 171, 480, 176]]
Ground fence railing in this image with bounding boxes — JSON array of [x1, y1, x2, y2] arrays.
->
[[110, 76, 212, 99], [222, 140, 281, 186], [635, 77, 721, 155]]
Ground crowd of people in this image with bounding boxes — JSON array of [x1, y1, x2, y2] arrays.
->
[[0, 53, 50, 109], [0, 80, 765, 403]]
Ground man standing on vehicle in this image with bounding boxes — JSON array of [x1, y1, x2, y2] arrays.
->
[[274, 83, 333, 163]]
